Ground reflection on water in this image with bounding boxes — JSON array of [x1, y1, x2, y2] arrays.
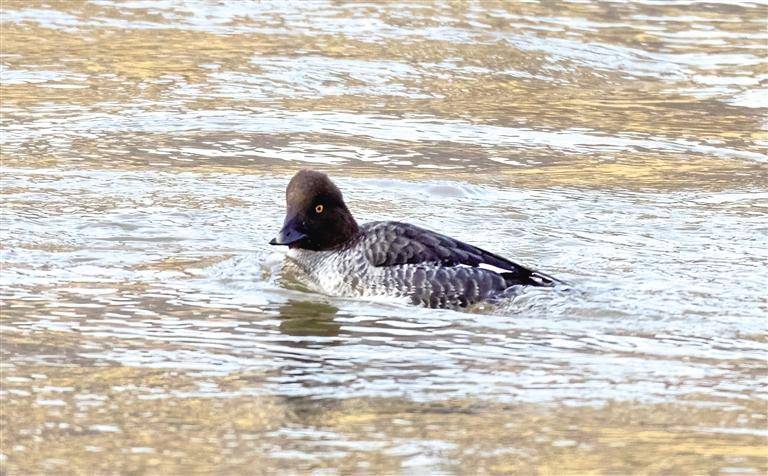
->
[[278, 301, 341, 338], [1, 0, 767, 474]]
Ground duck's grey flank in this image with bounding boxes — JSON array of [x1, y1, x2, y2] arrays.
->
[[287, 221, 556, 308]]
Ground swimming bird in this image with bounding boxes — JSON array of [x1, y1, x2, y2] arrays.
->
[[270, 170, 560, 308]]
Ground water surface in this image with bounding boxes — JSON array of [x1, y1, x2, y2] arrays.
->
[[1, 1, 767, 474]]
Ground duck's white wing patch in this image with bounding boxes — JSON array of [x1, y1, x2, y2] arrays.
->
[[467, 263, 560, 286], [456, 262, 513, 274], [478, 262, 514, 274]]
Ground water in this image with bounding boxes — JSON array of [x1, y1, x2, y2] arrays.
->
[[1, 1, 767, 473]]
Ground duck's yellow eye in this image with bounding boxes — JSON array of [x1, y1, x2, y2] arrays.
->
[[315, 204, 324, 214]]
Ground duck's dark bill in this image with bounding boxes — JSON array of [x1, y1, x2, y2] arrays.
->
[[269, 217, 307, 246]]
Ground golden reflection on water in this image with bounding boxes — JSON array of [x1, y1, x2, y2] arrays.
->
[[3, 2, 766, 160], [2, 0, 767, 474], [2, 329, 765, 475]]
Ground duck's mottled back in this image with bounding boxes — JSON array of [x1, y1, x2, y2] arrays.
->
[[359, 221, 556, 287]]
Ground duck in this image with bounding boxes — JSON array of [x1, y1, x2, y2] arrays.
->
[[270, 169, 560, 308]]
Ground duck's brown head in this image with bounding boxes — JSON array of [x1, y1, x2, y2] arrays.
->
[[270, 170, 359, 251]]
